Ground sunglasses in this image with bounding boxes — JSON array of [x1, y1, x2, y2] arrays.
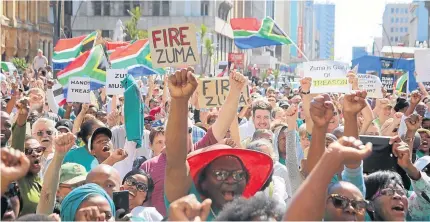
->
[[125, 177, 148, 192], [328, 194, 369, 213], [25, 146, 46, 155], [36, 130, 53, 137], [212, 170, 246, 182], [372, 187, 406, 200]]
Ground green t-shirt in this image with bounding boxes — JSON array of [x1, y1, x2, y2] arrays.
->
[[18, 175, 42, 216], [57, 108, 76, 120], [63, 145, 98, 172]]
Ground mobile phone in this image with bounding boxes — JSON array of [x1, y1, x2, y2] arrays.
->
[[113, 190, 129, 214]]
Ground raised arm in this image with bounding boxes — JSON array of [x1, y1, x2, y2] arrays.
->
[[305, 94, 334, 175], [145, 76, 154, 106], [37, 133, 75, 215], [405, 90, 421, 117], [46, 80, 60, 115], [72, 104, 89, 134], [300, 77, 315, 134], [211, 72, 247, 141], [165, 68, 198, 203], [12, 98, 30, 152], [284, 137, 372, 221], [5, 83, 18, 114]]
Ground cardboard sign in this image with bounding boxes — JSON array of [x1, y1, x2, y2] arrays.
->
[[67, 77, 91, 103], [106, 69, 127, 95], [303, 61, 350, 93], [149, 23, 199, 68], [357, 74, 383, 98], [414, 49, 430, 82], [198, 77, 250, 108], [381, 74, 395, 94]]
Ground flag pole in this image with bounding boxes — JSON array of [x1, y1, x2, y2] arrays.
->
[[279, 28, 310, 62]]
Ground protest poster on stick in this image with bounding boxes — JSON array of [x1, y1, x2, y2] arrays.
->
[[106, 69, 128, 95], [357, 74, 383, 98], [381, 74, 394, 94], [198, 77, 250, 108], [303, 60, 350, 93], [414, 49, 430, 82], [66, 77, 91, 103], [149, 23, 199, 68]]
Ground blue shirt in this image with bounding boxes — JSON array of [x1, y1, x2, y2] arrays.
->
[[63, 145, 98, 172], [192, 125, 206, 144], [57, 108, 76, 120]]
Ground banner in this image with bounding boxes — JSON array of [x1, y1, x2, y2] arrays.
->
[[66, 77, 91, 103], [149, 23, 199, 68], [106, 69, 128, 95], [414, 49, 430, 82], [357, 74, 383, 98], [228, 53, 244, 69], [198, 77, 250, 108], [303, 60, 350, 93], [381, 73, 395, 94], [297, 26, 303, 58]]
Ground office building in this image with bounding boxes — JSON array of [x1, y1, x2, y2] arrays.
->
[[1, 1, 53, 62], [382, 4, 411, 47], [313, 3, 335, 60], [407, 1, 428, 47], [352, 46, 368, 60]]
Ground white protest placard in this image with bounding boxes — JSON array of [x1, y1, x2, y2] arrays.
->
[[303, 60, 351, 93], [106, 69, 127, 95], [414, 49, 430, 82], [149, 23, 199, 68], [66, 77, 91, 103], [357, 74, 383, 98]]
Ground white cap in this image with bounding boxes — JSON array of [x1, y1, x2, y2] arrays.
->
[[414, 156, 430, 171]]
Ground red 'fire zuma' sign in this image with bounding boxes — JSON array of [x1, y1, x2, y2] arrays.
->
[[149, 23, 199, 68]]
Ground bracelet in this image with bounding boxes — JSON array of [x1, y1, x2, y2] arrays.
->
[[301, 91, 310, 95]]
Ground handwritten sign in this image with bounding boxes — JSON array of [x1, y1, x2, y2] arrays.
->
[[381, 74, 394, 94], [149, 23, 199, 68], [358, 74, 383, 98], [414, 49, 430, 82], [67, 77, 90, 103], [198, 77, 249, 108], [303, 61, 350, 93], [106, 69, 127, 95]]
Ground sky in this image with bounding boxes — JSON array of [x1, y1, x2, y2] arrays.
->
[[329, 0, 413, 63]]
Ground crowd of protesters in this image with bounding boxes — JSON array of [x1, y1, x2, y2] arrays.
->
[[1, 64, 430, 221]]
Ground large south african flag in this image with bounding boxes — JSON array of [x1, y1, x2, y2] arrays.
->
[[53, 31, 97, 70], [57, 45, 108, 98], [230, 17, 292, 49], [105, 41, 130, 56], [110, 39, 165, 77]]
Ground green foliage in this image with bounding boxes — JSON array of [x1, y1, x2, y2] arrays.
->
[[11, 58, 27, 72], [124, 7, 148, 40], [200, 24, 214, 76]]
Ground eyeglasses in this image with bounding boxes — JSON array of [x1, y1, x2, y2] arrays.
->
[[36, 130, 53, 137], [125, 177, 148, 192], [212, 170, 246, 182], [328, 194, 369, 213], [144, 119, 153, 125], [188, 127, 193, 134], [25, 146, 46, 155], [371, 187, 406, 200]]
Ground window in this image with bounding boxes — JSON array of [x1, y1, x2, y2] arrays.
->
[[400, 27, 403, 32], [405, 27, 408, 32], [395, 36, 398, 42], [391, 18, 394, 23], [395, 18, 399, 23], [396, 8, 399, 13], [391, 27, 394, 32], [102, 30, 110, 38], [395, 27, 398, 32], [152, 1, 160, 16], [93, 1, 102, 16], [405, 8, 408, 13], [133, 2, 140, 10], [391, 8, 394, 13], [201, 1, 209, 16], [124, 1, 131, 16], [103, 1, 110, 16], [162, 1, 169, 16]]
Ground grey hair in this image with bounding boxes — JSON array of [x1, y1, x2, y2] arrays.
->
[[31, 117, 57, 135], [247, 139, 275, 161]]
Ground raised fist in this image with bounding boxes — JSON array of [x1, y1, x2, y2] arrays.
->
[[54, 132, 76, 154], [310, 94, 335, 127], [168, 67, 198, 100]]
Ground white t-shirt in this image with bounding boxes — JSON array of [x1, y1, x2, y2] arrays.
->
[[33, 56, 48, 70]]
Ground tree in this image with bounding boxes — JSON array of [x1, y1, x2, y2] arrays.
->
[[11, 58, 27, 73], [124, 7, 148, 41], [199, 24, 215, 76]]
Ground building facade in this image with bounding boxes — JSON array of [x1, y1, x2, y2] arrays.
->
[[70, 0, 233, 75], [372, 37, 383, 56], [313, 3, 335, 60], [1, 1, 53, 63], [382, 4, 411, 47], [407, 1, 428, 47], [352, 46, 368, 60]]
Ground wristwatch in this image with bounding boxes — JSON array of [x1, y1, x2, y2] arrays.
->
[[301, 91, 310, 95]]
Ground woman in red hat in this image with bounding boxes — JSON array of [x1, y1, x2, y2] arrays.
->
[[163, 68, 273, 221]]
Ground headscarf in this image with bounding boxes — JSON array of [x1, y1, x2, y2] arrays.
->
[[60, 183, 115, 221]]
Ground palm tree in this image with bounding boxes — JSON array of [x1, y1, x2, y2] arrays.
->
[[124, 7, 148, 41], [199, 24, 214, 76]]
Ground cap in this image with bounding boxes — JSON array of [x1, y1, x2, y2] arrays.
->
[[55, 119, 73, 132], [278, 100, 290, 109], [414, 156, 430, 171], [144, 114, 155, 121], [59, 163, 87, 185], [149, 107, 162, 117], [88, 127, 112, 151]]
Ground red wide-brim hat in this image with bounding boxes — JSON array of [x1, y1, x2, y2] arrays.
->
[[187, 145, 273, 198]]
